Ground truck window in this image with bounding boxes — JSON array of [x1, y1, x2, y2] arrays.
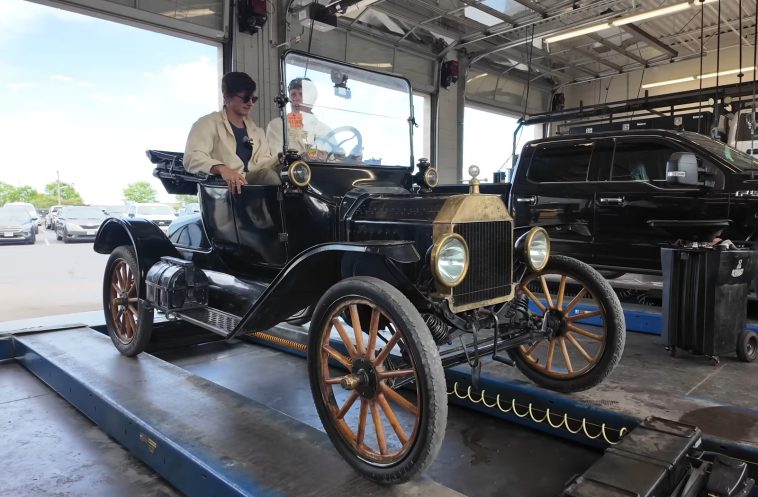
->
[[527, 142, 593, 182], [610, 140, 678, 183]]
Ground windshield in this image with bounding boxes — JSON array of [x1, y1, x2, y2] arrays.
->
[[138, 205, 174, 215], [277, 52, 414, 167], [64, 207, 106, 218], [0, 209, 31, 223], [681, 131, 758, 171]]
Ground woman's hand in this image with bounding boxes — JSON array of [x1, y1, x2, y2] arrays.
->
[[211, 164, 247, 194]]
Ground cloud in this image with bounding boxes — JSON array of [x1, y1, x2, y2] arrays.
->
[[50, 74, 74, 83], [0, 0, 91, 35], [158, 56, 219, 106]]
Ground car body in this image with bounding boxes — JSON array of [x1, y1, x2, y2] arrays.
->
[[55, 205, 107, 243], [95, 50, 625, 484], [4, 202, 40, 232], [126, 203, 175, 231], [45, 205, 63, 230], [0, 207, 36, 244], [510, 129, 758, 274]]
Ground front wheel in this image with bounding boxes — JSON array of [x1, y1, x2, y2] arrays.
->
[[103, 245, 153, 356], [508, 255, 626, 392], [307, 277, 446, 484]]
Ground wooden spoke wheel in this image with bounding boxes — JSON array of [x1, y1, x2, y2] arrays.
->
[[102, 245, 153, 356], [508, 255, 625, 392], [308, 277, 446, 484]]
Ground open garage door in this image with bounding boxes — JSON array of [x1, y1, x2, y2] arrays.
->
[[31, 0, 229, 41]]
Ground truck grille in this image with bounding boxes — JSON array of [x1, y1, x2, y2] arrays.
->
[[453, 221, 512, 308]]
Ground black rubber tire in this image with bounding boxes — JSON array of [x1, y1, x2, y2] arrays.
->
[[737, 330, 758, 362], [103, 245, 154, 356], [307, 276, 446, 484], [62, 228, 70, 244], [508, 255, 626, 392], [27, 232, 36, 245], [56, 228, 62, 241]]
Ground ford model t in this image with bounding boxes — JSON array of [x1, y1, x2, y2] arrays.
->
[[95, 51, 625, 483]]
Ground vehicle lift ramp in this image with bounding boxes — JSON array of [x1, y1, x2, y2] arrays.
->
[[0, 325, 462, 497], [3, 320, 758, 496]]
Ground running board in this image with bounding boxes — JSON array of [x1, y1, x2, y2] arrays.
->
[[175, 307, 241, 337]]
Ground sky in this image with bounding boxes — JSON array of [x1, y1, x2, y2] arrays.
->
[[0, 0, 219, 204]]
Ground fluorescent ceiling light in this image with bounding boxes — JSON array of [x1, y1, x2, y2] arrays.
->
[[698, 66, 755, 79], [642, 67, 756, 89], [641, 76, 696, 89], [544, 23, 611, 44], [610, 3, 691, 27], [545, 0, 716, 44], [466, 73, 489, 83]]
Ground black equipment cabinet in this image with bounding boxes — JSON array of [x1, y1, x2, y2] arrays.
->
[[661, 246, 758, 360]]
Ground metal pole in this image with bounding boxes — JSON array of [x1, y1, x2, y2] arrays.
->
[[56, 170, 61, 204]]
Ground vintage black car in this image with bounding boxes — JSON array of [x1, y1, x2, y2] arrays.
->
[[510, 130, 758, 275], [94, 51, 625, 483]]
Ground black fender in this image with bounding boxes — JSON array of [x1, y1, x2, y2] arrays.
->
[[230, 240, 420, 336], [94, 217, 182, 295]]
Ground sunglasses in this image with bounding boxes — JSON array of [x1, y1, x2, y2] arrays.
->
[[236, 94, 259, 103]]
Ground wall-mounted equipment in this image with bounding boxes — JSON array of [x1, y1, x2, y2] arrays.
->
[[441, 60, 459, 89], [238, 0, 267, 35], [298, 2, 338, 32]]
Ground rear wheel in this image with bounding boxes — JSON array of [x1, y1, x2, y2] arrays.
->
[[737, 331, 758, 362], [103, 245, 153, 356], [308, 277, 446, 484], [508, 255, 626, 392]]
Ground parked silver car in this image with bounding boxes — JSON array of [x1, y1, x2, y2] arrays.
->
[[55, 206, 107, 243], [46, 205, 63, 230], [0, 208, 36, 244]]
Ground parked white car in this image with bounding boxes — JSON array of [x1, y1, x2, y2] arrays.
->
[[127, 203, 176, 231]]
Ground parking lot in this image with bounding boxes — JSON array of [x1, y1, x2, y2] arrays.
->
[[0, 228, 107, 321]]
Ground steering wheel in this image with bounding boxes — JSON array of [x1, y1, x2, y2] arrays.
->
[[320, 126, 363, 161]]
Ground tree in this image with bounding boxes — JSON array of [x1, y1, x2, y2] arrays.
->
[[174, 194, 198, 206], [0, 182, 17, 205], [43, 182, 84, 205], [123, 182, 158, 203]]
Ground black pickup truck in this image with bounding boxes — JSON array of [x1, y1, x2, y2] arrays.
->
[[508, 129, 758, 275]]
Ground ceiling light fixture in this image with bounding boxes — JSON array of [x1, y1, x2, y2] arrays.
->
[[641, 66, 756, 89], [544, 0, 717, 45]]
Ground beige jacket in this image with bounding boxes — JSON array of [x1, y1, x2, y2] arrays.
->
[[184, 110, 278, 175]]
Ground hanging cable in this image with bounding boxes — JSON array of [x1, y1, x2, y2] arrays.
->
[[698, 3, 705, 133], [752, 2, 757, 154]]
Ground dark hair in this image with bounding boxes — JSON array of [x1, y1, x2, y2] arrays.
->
[[222, 72, 256, 97], [288, 77, 311, 92]]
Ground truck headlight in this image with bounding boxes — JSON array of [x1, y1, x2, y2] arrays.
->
[[519, 227, 550, 272], [432, 233, 469, 287]]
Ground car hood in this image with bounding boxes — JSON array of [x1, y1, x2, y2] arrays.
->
[[64, 217, 106, 224]]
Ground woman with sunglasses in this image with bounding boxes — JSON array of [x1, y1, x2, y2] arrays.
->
[[184, 71, 279, 193]]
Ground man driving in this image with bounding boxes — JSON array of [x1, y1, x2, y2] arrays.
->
[[266, 77, 335, 161]]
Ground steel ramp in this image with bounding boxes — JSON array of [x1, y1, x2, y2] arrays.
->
[[9, 326, 463, 497]]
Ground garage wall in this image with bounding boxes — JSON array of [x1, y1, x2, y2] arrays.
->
[[564, 46, 749, 106]]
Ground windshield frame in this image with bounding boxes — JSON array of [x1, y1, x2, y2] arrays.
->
[[278, 50, 416, 172]]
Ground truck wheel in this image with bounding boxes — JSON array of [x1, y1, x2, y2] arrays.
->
[[307, 277, 446, 484], [103, 245, 153, 356], [508, 255, 626, 392], [736, 331, 758, 362]]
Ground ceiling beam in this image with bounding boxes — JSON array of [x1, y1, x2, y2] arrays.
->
[[587, 33, 648, 66], [621, 24, 678, 58]]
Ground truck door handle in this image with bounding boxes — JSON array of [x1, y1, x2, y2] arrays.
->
[[599, 196, 624, 205], [516, 196, 537, 205]]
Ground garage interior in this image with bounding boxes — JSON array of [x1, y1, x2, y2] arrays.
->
[[2, 1, 758, 496]]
